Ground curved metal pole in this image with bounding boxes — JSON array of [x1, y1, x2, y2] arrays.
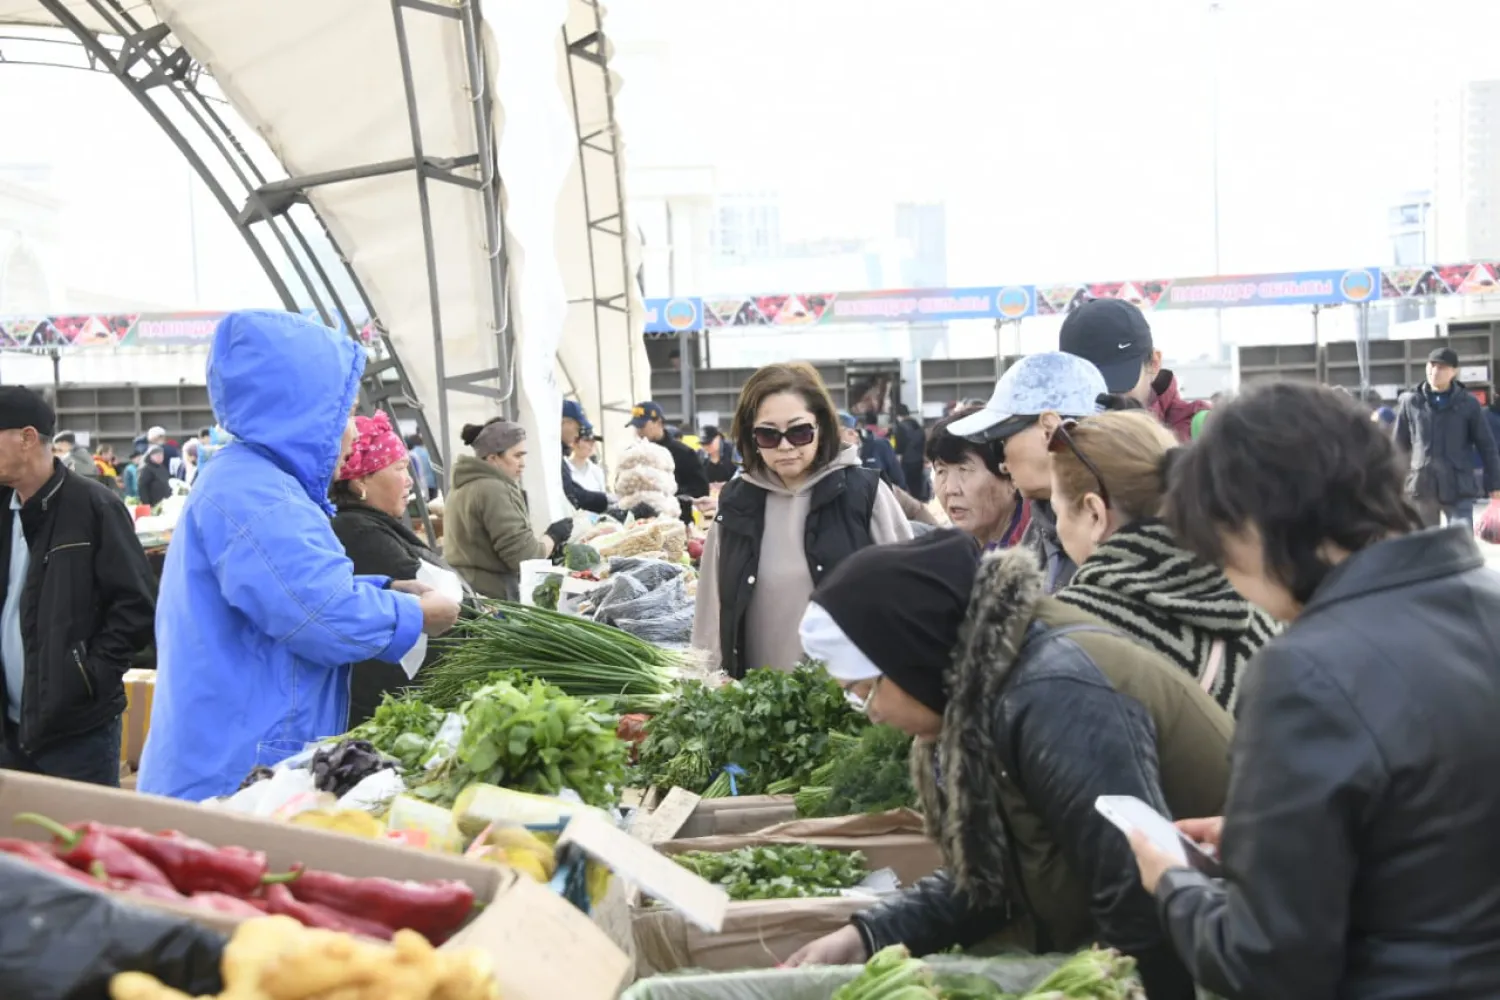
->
[[34, 0, 298, 312]]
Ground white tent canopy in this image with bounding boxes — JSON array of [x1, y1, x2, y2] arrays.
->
[[0, 0, 649, 524]]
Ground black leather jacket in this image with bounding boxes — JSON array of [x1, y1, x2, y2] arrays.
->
[[0, 462, 156, 754], [853, 548, 1232, 1000], [1156, 526, 1500, 999]]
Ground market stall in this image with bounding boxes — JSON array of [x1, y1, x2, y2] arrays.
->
[[75, 505, 1149, 999]]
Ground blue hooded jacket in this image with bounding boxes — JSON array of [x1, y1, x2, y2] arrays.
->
[[138, 311, 424, 801]]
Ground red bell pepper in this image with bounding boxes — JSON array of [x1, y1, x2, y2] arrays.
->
[[186, 891, 268, 918], [0, 837, 60, 863], [262, 883, 394, 939], [16, 813, 175, 890], [285, 869, 475, 942], [11, 850, 106, 888], [101, 827, 295, 896]]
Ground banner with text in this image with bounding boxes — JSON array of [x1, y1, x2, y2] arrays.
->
[[644, 264, 1425, 332]]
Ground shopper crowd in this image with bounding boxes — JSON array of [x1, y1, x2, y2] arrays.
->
[[2, 298, 1498, 998]]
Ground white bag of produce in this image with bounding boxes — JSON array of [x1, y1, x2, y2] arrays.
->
[[336, 767, 406, 814]]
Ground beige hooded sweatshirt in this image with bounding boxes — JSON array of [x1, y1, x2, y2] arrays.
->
[[691, 446, 913, 673]]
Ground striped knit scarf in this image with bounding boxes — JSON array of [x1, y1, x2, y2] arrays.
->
[[1055, 518, 1279, 715]]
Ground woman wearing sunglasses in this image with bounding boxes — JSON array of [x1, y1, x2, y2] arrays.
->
[[1048, 411, 1277, 715], [788, 530, 1231, 1000], [691, 362, 912, 677]]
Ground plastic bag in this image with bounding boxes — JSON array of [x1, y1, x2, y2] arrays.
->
[[0, 854, 226, 1000], [1477, 501, 1500, 544]]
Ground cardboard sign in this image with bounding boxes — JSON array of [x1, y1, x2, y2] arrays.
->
[[560, 810, 728, 934]]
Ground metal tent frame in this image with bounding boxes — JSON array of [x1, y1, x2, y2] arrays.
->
[[561, 0, 639, 420], [6, 0, 517, 504]]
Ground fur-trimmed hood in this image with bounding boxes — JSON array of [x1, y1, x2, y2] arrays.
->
[[911, 544, 1045, 907]]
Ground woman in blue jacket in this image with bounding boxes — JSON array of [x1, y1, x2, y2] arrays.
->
[[138, 311, 459, 801]]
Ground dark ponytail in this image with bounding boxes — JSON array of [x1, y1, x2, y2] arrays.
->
[[460, 416, 504, 448]]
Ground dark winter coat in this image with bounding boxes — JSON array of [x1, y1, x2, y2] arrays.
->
[[853, 547, 1233, 1000], [857, 432, 908, 492], [1395, 379, 1500, 503], [0, 461, 156, 754], [1155, 526, 1500, 999], [329, 503, 457, 728], [137, 461, 173, 507], [892, 416, 928, 498], [1056, 518, 1279, 715], [661, 435, 711, 522]]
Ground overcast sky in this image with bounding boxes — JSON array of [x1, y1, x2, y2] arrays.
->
[[609, 0, 1500, 284], [0, 1, 1498, 315]]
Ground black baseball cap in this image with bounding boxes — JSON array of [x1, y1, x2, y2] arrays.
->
[[1428, 347, 1460, 368], [0, 387, 55, 437], [1058, 299, 1155, 394], [627, 401, 665, 428]]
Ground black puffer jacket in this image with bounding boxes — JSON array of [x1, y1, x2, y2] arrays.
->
[[329, 503, 459, 728], [1155, 526, 1500, 999], [853, 548, 1232, 1000]]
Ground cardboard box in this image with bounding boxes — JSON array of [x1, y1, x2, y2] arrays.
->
[[0, 772, 631, 1000], [119, 669, 155, 768], [635, 810, 944, 975], [633, 789, 800, 843]]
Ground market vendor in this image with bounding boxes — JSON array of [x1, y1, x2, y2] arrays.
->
[[444, 418, 573, 600], [139, 310, 462, 801], [788, 529, 1232, 1000], [330, 410, 467, 728]]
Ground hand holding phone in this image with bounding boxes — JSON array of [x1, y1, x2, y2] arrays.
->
[[1095, 795, 1222, 878]]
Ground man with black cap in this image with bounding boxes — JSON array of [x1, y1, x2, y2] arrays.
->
[[1394, 346, 1500, 527], [699, 426, 738, 484], [788, 530, 1231, 1000], [1059, 298, 1210, 441], [560, 399, 608, 514], [0, 387, 155, 785], [628, 400, 709, 521]]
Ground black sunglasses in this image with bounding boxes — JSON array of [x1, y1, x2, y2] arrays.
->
[[752, 423, 817, 450], [1047, 419, 1110, 507]]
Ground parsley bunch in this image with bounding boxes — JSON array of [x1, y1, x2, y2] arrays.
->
[[633, 663, 865, 794], [672, 844, 866, 900]]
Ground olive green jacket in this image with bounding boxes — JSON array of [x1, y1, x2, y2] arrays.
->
[[442, 456, 546, 600]]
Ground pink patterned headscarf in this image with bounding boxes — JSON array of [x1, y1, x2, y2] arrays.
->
[[338, 410, 407, 482]]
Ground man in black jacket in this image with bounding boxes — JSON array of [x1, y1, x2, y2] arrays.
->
[[891, 405, 929, 500], [628, 400, 709, 522], [1395, 347, 1500, 526], [699, 426, 738, 484], [0, 388, 155, 786]]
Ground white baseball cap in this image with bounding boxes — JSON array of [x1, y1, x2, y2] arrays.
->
[[946, 352, 1108, 442]]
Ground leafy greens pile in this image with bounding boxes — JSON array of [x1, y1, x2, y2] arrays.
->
[[832, 944, 1143, 1000], [792, 725, 918, 818], [634, 664, 865, 794], [670, 844, 866, 901], [342, 692, 449, 774], [409, 676, 627, 809]]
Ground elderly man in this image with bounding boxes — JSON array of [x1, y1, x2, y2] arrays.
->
[[0, 388, 155, 785]]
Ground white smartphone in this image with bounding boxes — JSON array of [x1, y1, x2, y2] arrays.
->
[[1095, 794, 1223, 878]]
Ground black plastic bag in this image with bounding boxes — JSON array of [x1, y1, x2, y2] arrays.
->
[[0, 854, 227, 1000]]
